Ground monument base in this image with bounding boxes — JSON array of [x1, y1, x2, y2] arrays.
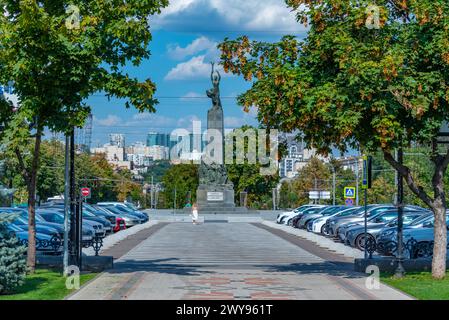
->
[[197, 184, 236, 213]]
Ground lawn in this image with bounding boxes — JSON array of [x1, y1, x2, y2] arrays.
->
[[0, 269, 98, 300], [382, 271, 449, 300]]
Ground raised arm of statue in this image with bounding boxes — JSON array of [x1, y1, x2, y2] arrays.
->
[[210, 62, 215, 82]]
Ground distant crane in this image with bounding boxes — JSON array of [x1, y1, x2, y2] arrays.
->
[[75, 113, 93, 154]]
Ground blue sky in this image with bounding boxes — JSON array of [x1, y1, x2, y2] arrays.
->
[[88, 0, 308, 146]]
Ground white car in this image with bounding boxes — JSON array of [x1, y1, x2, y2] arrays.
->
[[276, 205, 324, 225], [312, 207, 360, 234]]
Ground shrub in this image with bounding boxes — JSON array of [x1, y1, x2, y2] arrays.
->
[[0, 215, 27, 294]]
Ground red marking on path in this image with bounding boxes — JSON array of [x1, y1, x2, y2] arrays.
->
[[244, 278, 284, 286]]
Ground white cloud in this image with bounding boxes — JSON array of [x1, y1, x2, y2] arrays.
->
[[168, 36, 217, 60], [94, 115, 122, 127], [152, 0, 304, 34], [180, 91, 206, 101], [125, 113, 177, 128], [165, 55, 229, 80]]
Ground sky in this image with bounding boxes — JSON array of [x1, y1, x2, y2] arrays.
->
[[88, 0, 309, 147]]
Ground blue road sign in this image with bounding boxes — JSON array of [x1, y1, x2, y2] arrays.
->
[[344, 187, 356, 199]]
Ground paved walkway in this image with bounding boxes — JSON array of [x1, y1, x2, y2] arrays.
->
[[69, 222, 411, 300]]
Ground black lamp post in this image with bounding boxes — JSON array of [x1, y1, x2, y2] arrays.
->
[[394, 146, 405, 278]]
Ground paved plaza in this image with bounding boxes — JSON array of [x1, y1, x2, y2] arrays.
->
[[69, 221, 411, 300]]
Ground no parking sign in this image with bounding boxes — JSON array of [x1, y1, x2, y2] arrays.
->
[[345, 198, 354, 206]]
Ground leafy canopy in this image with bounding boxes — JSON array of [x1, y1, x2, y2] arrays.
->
[[219, 0, 449, 154]]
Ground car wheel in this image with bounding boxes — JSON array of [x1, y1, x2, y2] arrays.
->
[[287, 219, 292, 226], [320, 225, 326, 234], [355, 234, 375, 251], [413, 242, 432, 259]]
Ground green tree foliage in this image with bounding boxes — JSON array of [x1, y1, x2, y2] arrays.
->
[[220, 0, 449, 279], [162, 164, 199, 209], [226, 163, 278, 209], [0, 0, 167, 271], [0, 140, 144, 204], [143, 160, 172, 184], [0, 214, 27, 294]]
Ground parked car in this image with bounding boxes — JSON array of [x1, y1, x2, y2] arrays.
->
[[276, 205, 322, 224], [402, 216, 449, 259], [96, 202, 149, 222], [376, 213, 447, 257], [6, 224, 63, 255], [312, 206, 361, 234], [344, 210, 427, 250], [328, 205, 398, 238], [0, 208, 66, 238], [287, 206, 326, 226], [296, 205, 346, 229], [37, 210, 98, 242], [95, 205, 141, 227], [90, 205, 127, 232]]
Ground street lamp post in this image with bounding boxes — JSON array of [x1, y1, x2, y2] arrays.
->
[[395, 146, 405, 278]]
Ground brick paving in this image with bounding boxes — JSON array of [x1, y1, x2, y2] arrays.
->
[[69, 222, 412, 300]]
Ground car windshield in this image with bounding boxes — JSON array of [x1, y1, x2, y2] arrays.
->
[[370, 211, 399, 223], [319, 206, 345, 216], [103, 206, 123, 215], [366, 206, 394, 217], [8, 223, 22, 232], [409, 213, 434, 226], [44, 213, 64, 224], [125, 202, 139, 211], [424, 215, 449, 227], [113, 206, 134, 214], [386, 214, 424, 227], [336, 207, 360, 216]]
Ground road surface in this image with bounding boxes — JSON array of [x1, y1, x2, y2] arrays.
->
[[69, 222, 411, 300]]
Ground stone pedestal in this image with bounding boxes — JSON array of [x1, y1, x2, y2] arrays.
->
[[197, 184, 235, 212]]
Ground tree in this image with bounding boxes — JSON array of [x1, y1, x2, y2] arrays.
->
[[0, 0, 167, 272], [220, 0, 449, 278], [0, 214, 27, 294], [292, 157, 331, 205], [162, 164, 199, 209], [226, 163, 279, 209]]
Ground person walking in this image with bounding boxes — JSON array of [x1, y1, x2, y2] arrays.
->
[[191, 203, 199, 225]]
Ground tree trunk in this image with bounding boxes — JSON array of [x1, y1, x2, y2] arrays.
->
[[26, 129, 43, 273], [384, 149, 449, 279], [432, 201, 447, 279]]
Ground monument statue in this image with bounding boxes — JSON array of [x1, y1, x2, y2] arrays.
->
[[196, 63, 235, 211]]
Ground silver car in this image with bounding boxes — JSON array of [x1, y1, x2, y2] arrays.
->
[[328, 205, 394, 238], [296, 205, 346, 229], [344, 210, 427, 250]]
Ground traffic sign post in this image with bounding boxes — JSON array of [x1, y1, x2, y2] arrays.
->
[[361, 155, 372, 260], [81, 187, 91, 199]]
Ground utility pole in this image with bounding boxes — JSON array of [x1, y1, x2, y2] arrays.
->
[[355, 156, 359, 206], [150, 175, 154, 209], [332, 166, 336, 206], [395, 146, 405, 278], [69, 129, 77, 267], [63, 134, 70, 274]]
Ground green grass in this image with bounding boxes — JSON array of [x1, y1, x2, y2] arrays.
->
[[382, 271, 449, 300], [0, 269, 98, 300]]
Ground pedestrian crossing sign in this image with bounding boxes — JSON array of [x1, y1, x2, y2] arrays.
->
[[344, 187, 356, 199]]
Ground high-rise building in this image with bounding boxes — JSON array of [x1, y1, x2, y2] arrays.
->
[[109, 134, 125, 148], [146, 132, 169, 147]]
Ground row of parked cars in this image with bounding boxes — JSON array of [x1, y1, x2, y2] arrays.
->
[[0, 201, 149, 255], [276, 203, 449, 259]]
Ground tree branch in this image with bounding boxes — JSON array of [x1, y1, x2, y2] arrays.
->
[[383, 149, 434, 208]]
